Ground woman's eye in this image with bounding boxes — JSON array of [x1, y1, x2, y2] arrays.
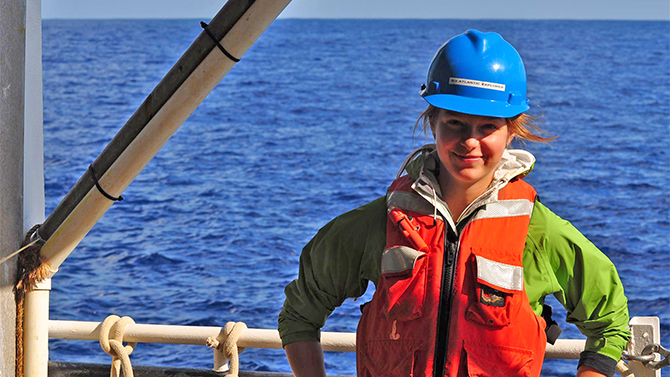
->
[[482, 123, 500, 131], [446, 120, 464, 128]]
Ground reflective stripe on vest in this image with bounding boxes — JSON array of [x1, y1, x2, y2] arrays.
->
[[476, 255, 524, 292], [356, 176, 547, 377], [472, 199, 534, 220], [388, 190, 435, 216]]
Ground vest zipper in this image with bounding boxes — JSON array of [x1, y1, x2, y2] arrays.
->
[[412, 172, 496, 376], [433, 230, 459, 377]]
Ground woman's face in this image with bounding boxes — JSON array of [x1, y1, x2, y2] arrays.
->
[[431, 109, 514, 190]]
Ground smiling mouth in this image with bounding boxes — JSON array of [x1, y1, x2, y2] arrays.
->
[[452, 152, 484, 161]]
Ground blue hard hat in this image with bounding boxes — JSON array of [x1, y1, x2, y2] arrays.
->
[[420, 29, 530, 118]]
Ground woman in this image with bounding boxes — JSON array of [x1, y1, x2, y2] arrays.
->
[[278, 29, 630, 377]]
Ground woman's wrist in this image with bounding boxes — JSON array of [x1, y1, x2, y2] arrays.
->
[[284, 340, 327, 377]]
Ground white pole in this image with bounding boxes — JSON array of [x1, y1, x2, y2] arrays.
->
[[24, 0, 45, 234], [38, 0, 291, 276], [0, 1, 27, 376], [21, 1, 47, 375], [23, 280, 50, 377], [48, 320, 591, 358], [49, 320, 354, 351]]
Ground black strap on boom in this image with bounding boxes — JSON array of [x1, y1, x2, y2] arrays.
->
[[88, 165, 123, 202], [200, 21, 241, 62]]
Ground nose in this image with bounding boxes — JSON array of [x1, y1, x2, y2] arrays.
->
[[460, 128, 480, 149], [462, 137, 479, 150]]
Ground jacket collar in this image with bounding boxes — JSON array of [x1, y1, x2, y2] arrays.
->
[[401, 145, 536, 228], [404, 144, 535, 185]]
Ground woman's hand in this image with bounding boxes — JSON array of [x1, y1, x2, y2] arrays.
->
[[284, 340, 327, 377], [576, 365, 607, 377]]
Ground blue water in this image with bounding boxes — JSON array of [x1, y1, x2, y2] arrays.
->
[[43, 19, 669, 376]]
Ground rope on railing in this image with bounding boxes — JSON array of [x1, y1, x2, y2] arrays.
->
[[616, 360, 635, 376], [206, 321, 247, 377], [99, 315, 137, 377]]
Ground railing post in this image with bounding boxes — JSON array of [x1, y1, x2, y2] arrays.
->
[[626, 316, 661, 377], [23, 279, 51, 377], [213, 349, 229, 373]]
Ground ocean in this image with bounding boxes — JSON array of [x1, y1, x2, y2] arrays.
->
[[43, 19, 669, 376]]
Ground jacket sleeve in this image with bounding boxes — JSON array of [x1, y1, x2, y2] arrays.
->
[[278, 197, 387, 347], [525, 201, 631, 376]]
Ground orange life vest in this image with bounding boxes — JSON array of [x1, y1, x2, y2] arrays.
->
[[356, 175, 547, 377]]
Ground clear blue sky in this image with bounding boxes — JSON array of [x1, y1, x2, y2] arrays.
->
[[42, 0, 670, 20]]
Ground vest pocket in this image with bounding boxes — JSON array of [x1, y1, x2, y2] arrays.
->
[[463, 340, 534, 377], [359, 339, 421, 377], [466, 254, 524, 327], [380, 246, 427, 321]]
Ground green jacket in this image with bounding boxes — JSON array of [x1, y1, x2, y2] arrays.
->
[[279, 147, 630, 373]]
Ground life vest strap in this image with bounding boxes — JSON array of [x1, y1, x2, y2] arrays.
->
[[388, 208, 429, 253]]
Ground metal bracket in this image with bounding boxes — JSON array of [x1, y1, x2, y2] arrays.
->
[[624, 317, 662, 377]]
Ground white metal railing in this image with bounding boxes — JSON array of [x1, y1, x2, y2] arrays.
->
[[49, 319, 355, 350], [48, 316, 663, 377]]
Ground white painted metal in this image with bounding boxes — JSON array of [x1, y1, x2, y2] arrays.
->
[[545, 339, 586, 359], [50, 319, 591, 357], [24, 0, 45, 234], [213, 350, 229, 372], [22, 3, 47, 375], [627, 317, 661, 377], [49, 317, 664, 374], [18, 3, 47, 375], [24, 279, 51, 377], [48, 320, 354, 352]]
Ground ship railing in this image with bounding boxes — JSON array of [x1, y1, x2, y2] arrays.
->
[[48, 316, 663, 377]]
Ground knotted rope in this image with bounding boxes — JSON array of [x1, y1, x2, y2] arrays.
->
[[206, 321, 247, 377], [99, 315, 137, 377]]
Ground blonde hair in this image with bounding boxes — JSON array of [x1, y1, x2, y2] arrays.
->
[[414, 105, 556, 144]]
